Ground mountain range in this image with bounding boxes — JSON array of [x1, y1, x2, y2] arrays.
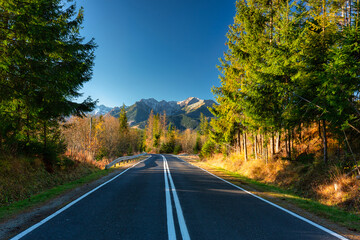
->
[[91, 97, 216, 130]]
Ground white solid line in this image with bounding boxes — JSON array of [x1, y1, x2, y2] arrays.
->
[[175, 156, 348, 240], [162, 155, 176, 240], [11, 156, 151, 240], [163, 155, 191, 240]]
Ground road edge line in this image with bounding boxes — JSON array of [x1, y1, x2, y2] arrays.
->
[[175, 156, 348, 240], [11, 156, 151, 240]]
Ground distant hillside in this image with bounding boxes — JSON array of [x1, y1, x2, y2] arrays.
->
[[93, 97, 216, 130]]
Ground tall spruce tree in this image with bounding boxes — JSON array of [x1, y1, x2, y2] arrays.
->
[[297, 0, 339, 163], [119, 104, 128, 133], [0, 0, 96, 163]]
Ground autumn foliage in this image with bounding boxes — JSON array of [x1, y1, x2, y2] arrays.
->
[[62, 115, 143, 164]]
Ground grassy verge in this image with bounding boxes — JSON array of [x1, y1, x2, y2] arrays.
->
[[0, 169, 110, 221], [217, 167, 360, 230], [0, 156, 145, 222], [184, 157, 360, 232]]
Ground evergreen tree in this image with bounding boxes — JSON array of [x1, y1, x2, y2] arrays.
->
[[211, 0, 360, 164], [193, 135, 202, 154], [199, 113, 209, 136], [119, 104, 128, 133], [297, 0, 339, 163], [0, 0, 96, 164]]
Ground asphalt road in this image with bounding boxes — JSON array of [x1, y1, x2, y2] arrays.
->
[[12, 154, 347, 240]]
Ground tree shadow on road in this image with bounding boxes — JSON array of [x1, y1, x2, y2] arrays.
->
[[136, 158, 158, 170]]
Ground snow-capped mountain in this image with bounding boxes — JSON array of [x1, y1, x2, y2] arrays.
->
[[90, 104, 113, 116], [90, 97, 216, 130], [138, 98, 180, 115], [177, 97, 200, 107]]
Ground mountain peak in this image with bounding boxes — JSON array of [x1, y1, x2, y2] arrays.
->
[[139, 98, 157, 104], [177, 97, 201, 107], [92, 97, 216, 130], [91, 104, 113, 116]]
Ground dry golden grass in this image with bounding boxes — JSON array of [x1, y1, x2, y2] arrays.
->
[[0, 154, 101, 206], [65, 150, 110, 169], [0, 149, 146, 207], [203, 151, 360, 213], [205, 152, 290, 182], [317, 168, 360, 211]]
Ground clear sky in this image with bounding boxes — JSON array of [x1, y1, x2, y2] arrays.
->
[[76, 0, 236, 107]]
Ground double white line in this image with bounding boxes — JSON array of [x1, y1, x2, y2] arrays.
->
[[162, 155, 190, 240]]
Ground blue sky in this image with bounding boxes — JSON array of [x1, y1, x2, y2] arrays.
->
[[76, 0, 236, 107]]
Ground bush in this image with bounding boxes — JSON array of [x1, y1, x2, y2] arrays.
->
[[127, 145, 133, 156], [160, 142, 175, 153], [174, 144, 182, 155], [200, 140, 216, 158], [57, 156, 75, 170], [193, 136, 202, 154], [95, 147, 108, 160]]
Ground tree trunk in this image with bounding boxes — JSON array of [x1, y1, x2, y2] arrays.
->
[[285, 133, 288, 158], [261, 134, 264, 159], [287, 128, 291, 160], [252, 134, 255, 157], [266, 140, 268, 164], [254, 134, 258, 159], [322, 119, 328, 164], [276, 132, 280, 153], [292, 129, 295, 156], [271, 134, 275, 157], [243, 133, 248, 162], [259, 134, 263, 156]]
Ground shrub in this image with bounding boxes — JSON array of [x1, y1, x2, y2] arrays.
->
[[160, 142, 175, 153], [95, 147, 108, 160], [200, 140, 216, 158], [193, 136, 202, 154], [174, 144, 182, 155]]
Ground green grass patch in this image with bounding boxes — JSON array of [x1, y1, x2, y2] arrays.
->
[[0, 169, 110, 221], [206, 164, 360, 231]]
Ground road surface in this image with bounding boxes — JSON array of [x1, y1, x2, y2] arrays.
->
[[11, 154, 347, 240]]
